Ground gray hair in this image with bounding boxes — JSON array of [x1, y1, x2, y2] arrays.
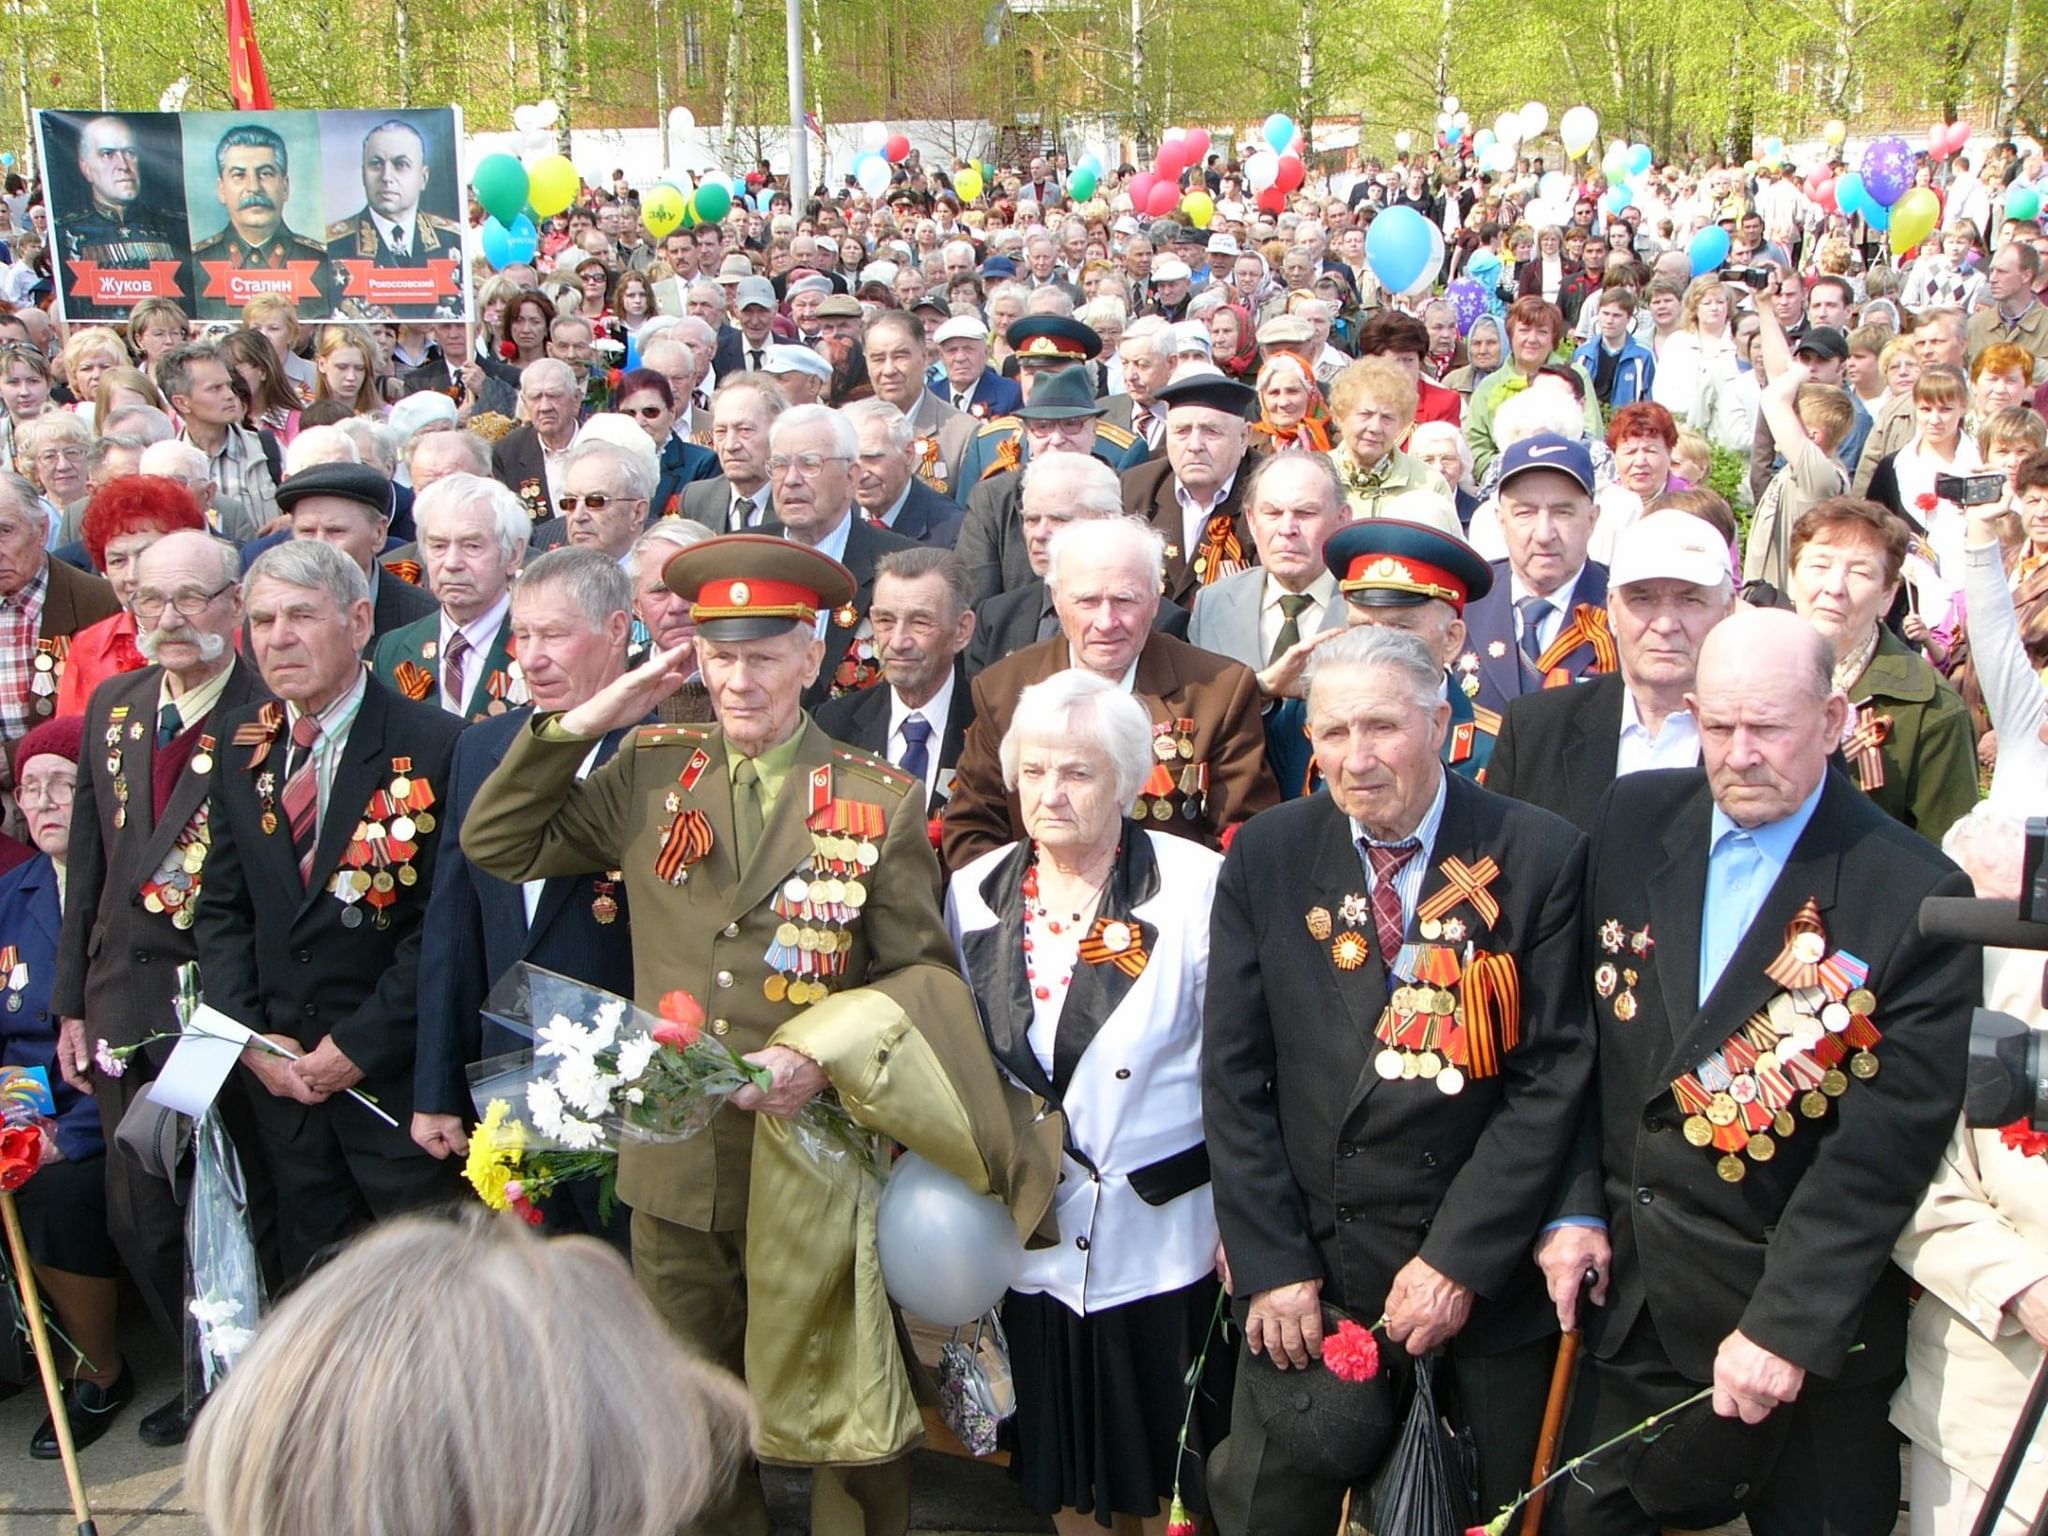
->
[[20, 411, 89, 455], [413, 473, 533, 562], [409, 428, 491, 477], [1025, 287, 1076, 318], [561, 438, 658, 502], [519, 357, 577, 398], [88, 433, 150, 477], [632, 518, 712, 561], [1407, 420, 1473, 487], [988, 281, 1032, 313], [1021, 452, 1122, 519], [874, 545, 971, 617], [840, 397, 914, 450], [337, 417, 398, 475], [514, 546, 633, 630], [769, 402, 858, 459], [670, 316, 717, 350], [999, 669, 1156, 805], [710, 372, 788, 420], [1305, 625, 1443, 713], [684, 279, 726, 314], [1243, 449, 1346, 518], [244, 537, 371, 613], [101, 403, 174, 445], [1044, 515, 1165, 594], [0, 470, 44, 525], [284, 424, 362, 476], [138, 439, 210, 485]]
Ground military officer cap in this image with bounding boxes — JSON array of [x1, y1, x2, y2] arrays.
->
[[1152, 368, 1258, 420], [1324, 517, 1493, 614], [665, 533, 857, 642], [274, 461, 397, 522], [1013, 365, 1106, 421], [1004, 314, 1102, 365]]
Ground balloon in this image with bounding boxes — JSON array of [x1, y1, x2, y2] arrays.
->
[[0, 153, 14, 168], [1263, 113, 1296, 153], [2006, 186, 2042, 222], [1446, 276, 1489, 335], [691, 178, 732, 224], [526, 154, 580, 218], [1888, 187, 1940, 255], [1539, 171, 1568, 201], [533, 98, 560, 128], [1865, 198, 1891, 232], [641, 182, 687, 239], [1162, 126, 1186, 146], [1494, 112, 1524, 149], [1813, 176, 1838, 213], [1603, 184, 1633, 216], [480, 214, 539, 270], [1364, 206, 1435, 295], [1479, 143, 1515, 176], [875, 1153, 1023, 1328], [1687, 225, 1731, 276], [956, 165, 985, 202], [1761, 135, 1784, 160], [1627, 142, 1654, 177], [1559, 105, 1599, 158], [884, 133, 910, 164], [1859, 135, 1913, 207], [1927, 122, 1952, 159], [855, 153, 892, 199], [1473, 129, 1496, 155], [1244, 152, 1279, 194], [1181, 190, 1215, 228], [1401, 221, 1447, 297], [1946, 122, 1970, 157], [1144, 180, 1179, 217], [1256, 185, 1287, 214], [1184, 129, 1210, 162], [1394, 130, 1413, 153], [1443, 95, 1460, 114], [472, 155, 531, 227], [1824, 118, 1848, 146], [862, 122, 889, 151], [1273, 154, 1305, 194], [1834, 170, 1868, 218], [1129, 171, 1158, 207], [1079, 152, 1103, 176], [1443, 121, 1465, 145], [1521, 101, 1549, 138]]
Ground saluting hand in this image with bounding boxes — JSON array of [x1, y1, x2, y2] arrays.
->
[[1256, 626, 1344, 701], [1712, 1329, 1805, 1424], [559, 640, 696, 738]]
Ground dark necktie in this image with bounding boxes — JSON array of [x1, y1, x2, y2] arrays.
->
[[1270, 593, 1314, 666], [897, 714, 933, 782], [952, 391, 969, 412], [155, 701, 183, 748], [1364, 839, 1420, 966], [1516, 596, 1554, 664], [749, 348, 766, 372], [282, 715, 323, 886], [729, 493, 753, 532], [732, 757, 765, 868], [443, 630, 472, 713]]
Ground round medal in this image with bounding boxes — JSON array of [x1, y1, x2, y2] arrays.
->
[[1791, 932, 1826, 965], [1415, 1051, 1442, 1079], [844, 880, 868, 908], [398, 864, 418, 886], [1151, 800, 1173, 821], [1799, 1090, 1829, 1119], [1375, 1049, 1405, 1080], [783, 877, 809, 904], [1773, 1110, 1796, 1137], [172, 908, 194, 931], [1705, 1092, 1739, 1126], [390, 815, 417, 842], [1419, 918, 1442, 941], [191, 752, 213, 775], [1849, 1050, 1880, 1080], [1820, 1069, 1849, 1097], [340, 905, 364, 929], [1683, 1115, 1714, 1147], [764, 976, 789, 1002], [1434, 1066, 1465, 1095], [1746, 1133, 1776, 1162], [1820, 1002, 1849, 1032], [1716, 1155, 1746, 1183], [1845, 988, 1877, 1015], [414, 812, 437, 835]]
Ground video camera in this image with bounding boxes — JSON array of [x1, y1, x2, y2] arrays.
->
[[1926, 818, 2048, 1129]]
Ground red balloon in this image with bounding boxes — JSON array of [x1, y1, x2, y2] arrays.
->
[[1129, 172, 1157, 208], [884, 133, 910, 163], [1274, 154, 1305, 194], [1814, 176, 1837, 212], [1156, 140, 1186, 177], [1184, 128, 1211, 163], [1145, 181, 1179, 217], [1257, 185, 1287, 213]]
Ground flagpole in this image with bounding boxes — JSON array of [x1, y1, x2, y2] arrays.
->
[[784, 0, 807, 206]]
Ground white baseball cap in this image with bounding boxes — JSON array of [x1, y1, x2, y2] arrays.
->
[[761, 344, 833, 381], [1151, 257, 1193, 283], [933, 315, 989, 345], [1164, 320, 1214, 358], [1608, 509, 1735, 590]]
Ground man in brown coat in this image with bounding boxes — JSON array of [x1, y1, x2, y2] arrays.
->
[[942, 514, 1277, 870]]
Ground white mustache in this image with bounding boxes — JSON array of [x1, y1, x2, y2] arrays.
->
[[137, 625, 229, 663]]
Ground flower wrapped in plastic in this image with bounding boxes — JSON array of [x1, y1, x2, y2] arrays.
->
[[462, 963, 883, 1217]]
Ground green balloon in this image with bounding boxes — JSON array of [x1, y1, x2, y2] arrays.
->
[[472, 153, 530, 226], [1068, 167, 1098, 201], [2008, 186, 2042, 223], [693, 179, 733, 224]]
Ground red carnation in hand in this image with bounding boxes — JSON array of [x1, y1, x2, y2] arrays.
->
[[1323, 1317, 1381, 1383], [1915, 491, 1939, 513], [1166, 1497, 1197, 1536], [653, 989, 706, 1050], [2001, 1120, 2048, 1158], [0, 1123, 46, 1192]]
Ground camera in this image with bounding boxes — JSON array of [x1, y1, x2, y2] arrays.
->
[[1721, 265, 1769, 289], [1934, 471, 2010, 507], [1931, 819, 2048, 1129]]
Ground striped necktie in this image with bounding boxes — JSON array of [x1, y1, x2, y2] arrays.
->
[[281, 714, 323, 885]]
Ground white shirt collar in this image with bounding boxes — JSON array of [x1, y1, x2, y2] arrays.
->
[[792, 509, 855, 565], [873, 480, 914, 530], [378, 211, 420, 252], [1262, 569, 1336, 615], [1510, 563, 1585, 607], [438, 591, 511, 658]]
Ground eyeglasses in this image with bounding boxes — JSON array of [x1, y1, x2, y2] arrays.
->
[[767, 453, 851, 477], [559, 493, 640, 512], [624, 404, 668, 420], [132, 582, 234, 619], [16, 778, 74, 807]]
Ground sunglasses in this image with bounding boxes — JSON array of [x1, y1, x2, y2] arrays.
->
[[625, 404, 668, 419], [558, 493, 639, 512]]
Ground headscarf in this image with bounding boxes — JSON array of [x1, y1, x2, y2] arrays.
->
[[1249, 353, 1333, 453], [1212, 303, 1260, 379]]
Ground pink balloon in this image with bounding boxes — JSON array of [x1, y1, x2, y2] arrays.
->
[[1948, 122, 1970, 156], [1184, 128, 1211, 163], [1274, 154, 1305, 194], [1145, 181, 1179, 217], [1814, 176, 1837, 212], [1129, 172, 1157, 207]]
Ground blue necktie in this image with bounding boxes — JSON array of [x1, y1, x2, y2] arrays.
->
[[1517, 596, 1554, 664], [898, 714, 932, 783]]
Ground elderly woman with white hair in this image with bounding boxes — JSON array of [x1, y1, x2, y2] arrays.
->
[[947, 669, 1232, 1536]]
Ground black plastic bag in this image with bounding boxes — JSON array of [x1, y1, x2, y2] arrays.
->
[[1368, 1355, 1479, 1536]]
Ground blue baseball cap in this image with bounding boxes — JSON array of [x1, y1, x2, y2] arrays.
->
[[1496, 432, 1595, 495]]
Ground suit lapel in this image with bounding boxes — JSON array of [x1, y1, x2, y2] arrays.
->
[[107, 668, 160, 842], [1049, 832, 1160, 1096], [1469, 590, 1525, 706], [298, 681, 391, 919], [1639, 784, 1713, 1058], [960, 840, 1057, 1104], [463, 615, 517, 719], [1566, 676, 1625, 829], [132, 663, 258, 875]]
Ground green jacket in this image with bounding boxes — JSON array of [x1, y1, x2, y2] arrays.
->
[[1463, 360, 1605, 478], [1846, 626, 1978, 845], [368, 610, 521, 722]]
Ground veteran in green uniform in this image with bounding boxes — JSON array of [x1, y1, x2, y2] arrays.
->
[[461, 534, 1057, 1536]]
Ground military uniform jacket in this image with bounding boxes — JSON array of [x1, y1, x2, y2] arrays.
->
[[942, 631, 1278, 870], [369, 609, 523, 723], [57, 201, 183, 321], [326, 208, 466, 319], [1840, 625, 1978, 845], [1202, 774, 1591, 1355], [187, 224, 337, 317], [1556, 768, 1977, 1384], [1120, 457, 1259, 608], [52, 661, 270, 1048], [951, 414, 1149, 504], [192, 680, 463, 1128]]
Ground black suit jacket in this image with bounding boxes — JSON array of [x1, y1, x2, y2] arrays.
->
[[875, 478, 966, 547], [1486, 671, 1636, 832], [812, 662, 972, 813], [1558, 768, 1976, 1382], [964, 580, 1191, 679], [712, 324, 745, 381], [803, 514, 920, 710], [401, 353, 456, 395], [414, 709, 637, 1117], [1204, 775, 1591, 1354], [488, 424, 564, 538], [1120, 456, 1257, 607], [193, 679, 465, 1132]]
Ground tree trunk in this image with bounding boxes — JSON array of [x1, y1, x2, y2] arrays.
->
[[10, 0, 30, 179], [1434, 0, 1452, 104], [394, 0, 413, 107], [1128, 0, 1146, 154], [90, 0, 109, 109], [652, 0, 668, 156], [1296, 0, 1314, 156], [1996, 0, 2021, 134], [721, 0, 744, 153], [543, 0, 573, 150]]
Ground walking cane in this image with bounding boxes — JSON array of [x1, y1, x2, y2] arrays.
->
[[1519, 1267, 1597, 1536], [1, 1189, 100, 1535]]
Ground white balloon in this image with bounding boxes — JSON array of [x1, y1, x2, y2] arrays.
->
[[512, 104, 539, 133], [862, 122, 889, 152], [876, 1153, 1023, 1328], [1521, 101, 1549, 138], [855, 153, 892, 198], [1163, 126, 1187, 144], [1246, 149, 1281, 193], [1480, 142, 1515, 176], [1435, 113, 1451, 133], [1395, 130, 1413, 153], [1495, 111, 1524, 148], [534, 98, 560, 128], [667, 105, 696, 132], [1539, 170, 1568, 201], [1559, 104, 1599, 158], [1454, 111, 1470, 129], [523, 131, 555, 158], [1443, 95, 1461, 114], [1401, 220, 1448, 297]]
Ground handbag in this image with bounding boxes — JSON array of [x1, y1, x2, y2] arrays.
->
[[935, 1309, 1014, 1457]]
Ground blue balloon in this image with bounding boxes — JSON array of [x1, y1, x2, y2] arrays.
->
[[1834, 170, 1866, 217], [1687, 225, 1731, 277], [1627, 143, 1653, 177], [1263, 113, 1297, 152], [1864, 197, 1890, 232], [481, 213, 538, 271], [1364, 206, 1434, 295], [1603, 184, 1633, 216]]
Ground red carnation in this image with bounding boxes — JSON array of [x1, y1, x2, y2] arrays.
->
[[498, 338, 518, 361], [926, 815, 945, 851], [2001, 1120, 2048, 1158], [1915, 491, 1939, 513], [1323, 1317, 1381, 1383], [0, 1123, 45, 1192], [653, 989, 705, 1050]]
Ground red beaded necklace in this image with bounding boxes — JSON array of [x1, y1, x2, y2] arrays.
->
[[1020, 847, 1115, 1003]]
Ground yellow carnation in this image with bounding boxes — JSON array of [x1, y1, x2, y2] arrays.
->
[[463, 1099, 527, 1210]]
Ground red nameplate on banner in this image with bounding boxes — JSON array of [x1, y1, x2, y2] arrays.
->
[[333, 258, 462, 307], [66, 261, 185, 303], [199, 260, 326, 304]]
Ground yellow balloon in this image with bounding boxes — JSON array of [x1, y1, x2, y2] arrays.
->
[[1181, 190, 1215, 228], [642, 183, 687, 239], [1824, 118, 1848, 146], [527, 154, 581, 218], [1888, 187, 1941, 257], [955, 166, 984, 202]]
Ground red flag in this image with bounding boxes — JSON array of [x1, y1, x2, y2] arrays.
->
[[224, 0, 274, 109]]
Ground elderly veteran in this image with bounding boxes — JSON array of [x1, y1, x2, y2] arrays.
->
[[1325, 358, 1460, 534]]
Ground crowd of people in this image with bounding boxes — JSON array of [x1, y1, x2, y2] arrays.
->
[[0, 121, 2046, 1536]]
